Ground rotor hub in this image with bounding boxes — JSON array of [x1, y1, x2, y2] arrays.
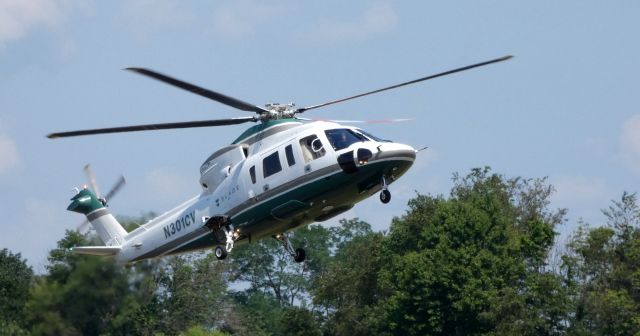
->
[[261, 103, 297, 120]]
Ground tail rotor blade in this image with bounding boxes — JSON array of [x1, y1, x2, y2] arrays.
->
[[84, 164, 101, 199], [104, 175, 126, 204], [77, 219, 91, 233]]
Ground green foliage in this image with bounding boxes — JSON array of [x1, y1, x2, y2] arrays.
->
[[232, 291, 285, 336], [181, 325, 229, 336], [377, 168, 567, 335], [0, 249, 33, 328], [7, 168, 640, 335], [0, 319, 29, 336], [563, 192, 640, 335], [24, 216, 230, 336], [230, 222, 340, 307], [312, 233, 386, 336], [279, 306, 322, 336], [229, 218, 375, 335], [153, 254, 228, 334], [27, 247, 139, 335]]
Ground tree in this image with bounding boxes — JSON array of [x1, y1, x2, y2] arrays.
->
[[231, 290, 285, 336], [26, 229, 141, 335], [153, 253, 229, 334], [26, 215, 232, 336], [0, 249, 33, 333], [230, 223, 334, 307], [229, 218, 374, 335], [562, 192, 640, 335], [312, 232, 386, 336], [279, 306, 322, 336], [377, 168, 567, 335]]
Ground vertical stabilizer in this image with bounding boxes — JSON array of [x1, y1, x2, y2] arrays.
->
[[68, 188, 127, 246]]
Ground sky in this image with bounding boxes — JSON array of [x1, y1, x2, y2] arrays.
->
[[1, 0, 639, 272]]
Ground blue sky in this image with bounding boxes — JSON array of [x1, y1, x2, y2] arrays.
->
[[1, 1, 639, 272]]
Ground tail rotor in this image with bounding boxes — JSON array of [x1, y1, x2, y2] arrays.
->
[[77, 164, 126, 233]]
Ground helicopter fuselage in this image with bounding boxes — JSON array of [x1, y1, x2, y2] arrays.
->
[[111, 120, 415, 263]]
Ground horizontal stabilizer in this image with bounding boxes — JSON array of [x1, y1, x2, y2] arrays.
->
[[70, 246, 121, 256]]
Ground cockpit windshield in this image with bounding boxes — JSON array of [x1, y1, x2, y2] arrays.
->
[[325, 128, 368, 151], [356, 129, 390, 142]]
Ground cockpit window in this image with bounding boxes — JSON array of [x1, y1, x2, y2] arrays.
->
[[325, 129, 367, 151], [356, 129, 390, 142]]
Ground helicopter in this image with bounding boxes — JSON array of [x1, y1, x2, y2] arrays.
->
[[48, 55, 512, 263]]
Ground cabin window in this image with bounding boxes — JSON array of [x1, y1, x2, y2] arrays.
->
[[299, 134, 326, 162], [285, 144, 295, 166], [356, 129, 390, 142], [325, 129, 367, 151], [249, 165, 256, 184], [263, 152, 282, 178]]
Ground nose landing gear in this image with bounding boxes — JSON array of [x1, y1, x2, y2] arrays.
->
[[379, 176, 391, 204], [380, 189, 391, 204], [274, 233, 306, 263]]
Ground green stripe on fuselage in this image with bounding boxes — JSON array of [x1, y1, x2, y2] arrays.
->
[[232, 119, 301, 144], [165, 158, 412, 256]]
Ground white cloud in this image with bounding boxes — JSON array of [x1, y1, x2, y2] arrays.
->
[[0, 0, 83, 50], [301, 2, 398, 45], [621, 114, 640, 174], [0, 129, 20, 175], [212, 0, 285, 39]]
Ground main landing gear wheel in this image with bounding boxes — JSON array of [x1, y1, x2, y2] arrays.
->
[[204, 216, 236, 260], [294, 248, 306, 263], [379, 175, 391, 204], [214, 246, 227, 260], [274, 233, 306, 263], [380, 189, 391, 204]]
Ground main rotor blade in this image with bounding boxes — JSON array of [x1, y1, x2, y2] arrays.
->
[[297, 55, 513, 113], [47, 117, 257, 138], [125, 67, 269, 114]]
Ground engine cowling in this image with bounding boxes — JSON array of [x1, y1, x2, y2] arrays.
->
[[199, 144, 248, 192]]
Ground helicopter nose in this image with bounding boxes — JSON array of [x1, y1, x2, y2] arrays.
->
[[373, 143, 416, 163], [337, 142, 416, 174], [369, 143, 416, 181]]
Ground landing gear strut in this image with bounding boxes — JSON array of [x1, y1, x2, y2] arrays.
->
[[213, 224, 236, 260], [205, 216, 236, 260], [274, 233, 306, 263], [380, 176, 391, 204]]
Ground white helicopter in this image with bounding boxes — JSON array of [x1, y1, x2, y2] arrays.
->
[[48, 55, 512, 263]]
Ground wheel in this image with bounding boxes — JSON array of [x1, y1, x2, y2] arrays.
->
[[294, 248, 306, 263], [380, 189, 391, 204], [214, 246, 227, 260]]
